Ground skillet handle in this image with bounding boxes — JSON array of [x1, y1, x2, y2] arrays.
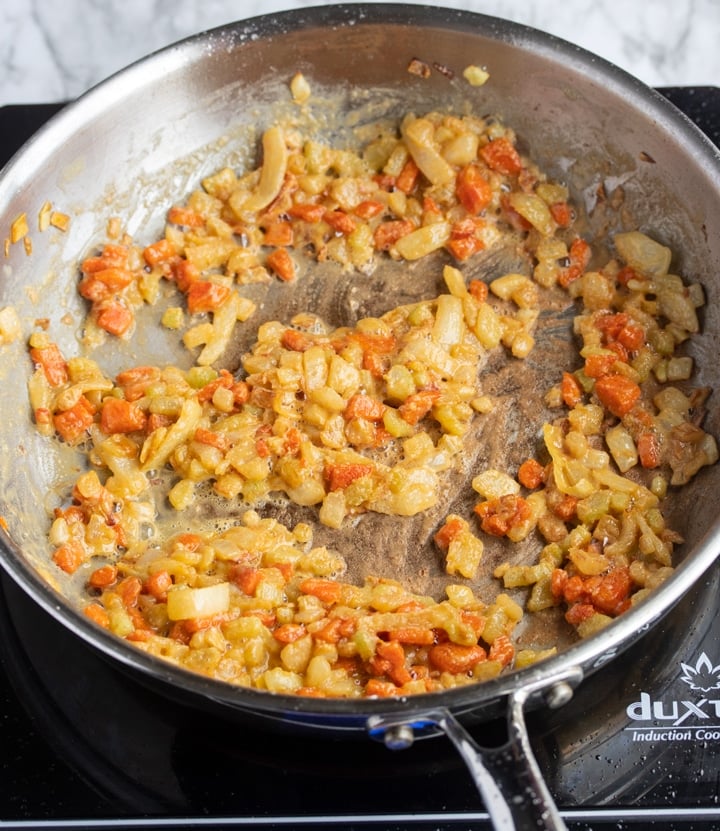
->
[[438, 693, 567, 831], [368, 668, 581, 831]]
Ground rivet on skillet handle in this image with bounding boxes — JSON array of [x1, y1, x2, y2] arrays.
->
[[367, 665, 584, 831]]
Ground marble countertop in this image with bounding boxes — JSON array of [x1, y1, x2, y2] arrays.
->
[[1, 0, 718, 107]]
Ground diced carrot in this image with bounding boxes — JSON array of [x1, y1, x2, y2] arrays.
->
[[54, 396, 95, 444], [283, 426, 302, 456], [590, 567, 632, 616], [187, 281, 232, 314], [167, 206, 205, 228], [637, 432, 661, 469], [398, 389, 440, 425], [480, 137, 522, 175], [365, 678, 400, 697], [298, 577, 343, 605], [616, 265, 640, 287], [79, 267, 134, 301], [561, 371, 583, 408], [428, 642, 487, 673], [323, 210, 357, 235], [433, 516, 465, 550], [266, 248, 296, 282], [344, 393, 386, 422], [353, 200, 385, 219], [474, 494, 531, 537], [468, 279, 489, 303], [518, 458, 545, 489], [551, 568, 568, 599], [115, 366, 161, 401], [281, 328, 314, 352], [117, 576, 143, 608], [84, 603, 110, 628], [617, 323, 645, 352], [373, 219, 415, 251], [263, 220, 294, 247], [174, 533, 203, 551], [144, 570, 172, 601], [88, 564, 118, 589], [447, 234, 485, 262], [487, 634, 514, 667], [594, 374, 641, 417], [287, 203, 325, 223], [362, 350, 389, 378], [374, 640, 412, 686], [386, 627, 435, 645], [549, 202, 572, 227], [231, 565, 262, 596], [100, 397, 147, 434], [395, 158, 420, 194], [95, 300, 134, 336], [552, 494, 578, 522], [171, 258, 201, 292], [81, 244, 128, 273], [194, 427, 230, 452], [584, 353, 619, 379], [558, 238, 592, 287], [565, 603, 596, 625], [348, 331, 397, 355], [30, 342, 68, 386], [197, 368, 234, 402], [324, 462, 374, 491], [273, 623, 307, 643], [53, 541, 86, 574], [143, 238, 175, 267], [456, 164, 492, 214]]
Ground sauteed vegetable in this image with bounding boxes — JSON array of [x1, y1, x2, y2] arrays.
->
[[25, 80, 717, 697]]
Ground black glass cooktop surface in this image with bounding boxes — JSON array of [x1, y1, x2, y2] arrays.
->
[[1, 88, 720, 830]]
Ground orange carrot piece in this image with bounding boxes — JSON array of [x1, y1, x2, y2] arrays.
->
[[287, 203, 325, 223], [429, 642, 487, 674], [549, 202, 572, 227], [433, 516, 465, 551], [194, 427, 230, 452], [144, 570, 172, 601], [298, 578, 343, 605], [323, 210, 357, 235], [187, 281, 232, 314], [480, 137, 522, 175], [398, 389, 440, 425], [273, 623, 307, 644], [456, 164, 492, 214], [561, 371, 583, 408], [84, 603, 110, 628], [115, 366, 161, 401], [54, 396, 95, 443], [266, 248, 296, 282], [172, 258, 201, 292], [353, 200, 384, 219], [30, 342, 68, 386], [373, 219, 415, 251], [365, 678, 400, 697], [143, 238, 175, 267], [344, 393, 386, 422], [594, 374, 641, 417], [53, 541, 86, 574], [100, 397, 147, 434], [395, 158, 420, 194], [325, 462, 374, 491], [488, 635, 514, 667], [518, 458, 545, 489], [263, 220, 294, 247], [386, 627, 435, 645], [88, 564, 118, 589], [167, 206, 205, 228], [468, 279, 489, 303], [281, 328, 315, 352], [95, 300, 134, 336], [637, 432, 661, 469]]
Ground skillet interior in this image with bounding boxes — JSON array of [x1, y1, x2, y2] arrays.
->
[[1, 4, 720, 725]]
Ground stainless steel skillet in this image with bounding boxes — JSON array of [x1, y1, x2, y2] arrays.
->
[[1, 5, 720, 828]]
